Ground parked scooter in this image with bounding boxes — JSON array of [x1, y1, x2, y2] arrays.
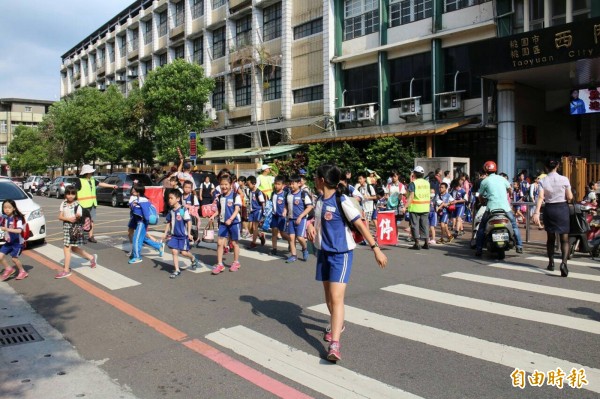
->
[[35, 180, 49, 196], [568, 201, 600, 259]]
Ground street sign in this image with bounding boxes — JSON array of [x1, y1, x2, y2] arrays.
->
[[189, 131, 197, 161], [376, 211, 397, 246]]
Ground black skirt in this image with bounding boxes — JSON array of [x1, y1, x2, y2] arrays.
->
[[543, 202, 569, 234]]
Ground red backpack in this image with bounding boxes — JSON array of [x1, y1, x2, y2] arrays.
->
[[4, 216, 32, 247]]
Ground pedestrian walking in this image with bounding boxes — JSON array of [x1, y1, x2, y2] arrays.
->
[[0, 200, 29, 281], [56, 187, 97, 278], [162, 189, 199, 278], [532, 159, 573, 277], [406, 166, 431, 250], [210, 176, 242, 274], [306, 164, 386, 362], [285, 174, 313, 263], [128, 184, 164, 264]]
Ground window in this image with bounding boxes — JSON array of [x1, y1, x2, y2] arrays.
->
[[263, 66, 281, 101], [192, 37, 203, 64], [294, 18, 323, 39], [263, 2, 282, 41], [0, 121, 7, 133], [213, 0, 226, 9], [192, 0, 204, 19], [293, 85, 323, 103], [106, 44, 114, 63], [130, 28, 139, 51], [158, 52, 168, 66], [212, 79, 225, 110], [174, 45, 185, 59], [143, 60, 152, 75], [235, 16, 252, 48], [0, 146, 6, 158], [144, 20, 153, 44], [573, 0, 591, 21], [344, 0, 379, 41], [529, 0, 544, 29], [119, 35, 126, 55], [343, 63, 378, 105], [174, 1, 184, 27], [158, 11, 168, 37], [390, 0, 432, 27], [389, 52, 432, 104], [235, 73, 252, 107], [212, 26, 226, 59], [97, 48, 105, 65], [91, 55, 96, 71], [444, 0, 490, 13], [443, 45, 480, 99]]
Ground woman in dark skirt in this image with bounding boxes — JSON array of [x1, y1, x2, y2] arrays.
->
[[532, 160, 573, 277]]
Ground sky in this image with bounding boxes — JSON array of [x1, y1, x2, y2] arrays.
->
[[0, 0, 131, 101]]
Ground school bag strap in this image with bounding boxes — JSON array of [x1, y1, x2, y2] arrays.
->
[[334, 193, 358, 232]]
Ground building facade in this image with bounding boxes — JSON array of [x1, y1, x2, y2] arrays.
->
[[0, 98, 54, 173], [61, 0, 600, 177]]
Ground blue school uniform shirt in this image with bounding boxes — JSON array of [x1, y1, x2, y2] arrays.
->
[[450, 188, 466, 207], [271, 190, 287, 217], [436, 192, 452, 214], [2, 215, 23, 245], [166, 206, 191, 237], [181, 193, 199, 207], [314, 194, 361, 253], [286, 189, 313, 219], [218, 190, 242, 224], [249, 189, 265, 212], [129, 196, 149, 219]]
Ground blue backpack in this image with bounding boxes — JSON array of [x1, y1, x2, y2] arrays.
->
[[139, 201, 159, 225]]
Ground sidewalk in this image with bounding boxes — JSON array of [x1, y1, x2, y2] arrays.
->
[[0, 283, 137, 399]]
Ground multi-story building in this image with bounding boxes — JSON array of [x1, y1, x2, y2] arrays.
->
[[61, 0, 600, 179], [0, 98, 54, 173]]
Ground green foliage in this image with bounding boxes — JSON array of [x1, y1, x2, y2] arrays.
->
[[273, 152, 307, 178], [362, 137, 423, 178], [7, 126, 51, 174], [307, 143, 364, 175], [141, 59, 214, 162]]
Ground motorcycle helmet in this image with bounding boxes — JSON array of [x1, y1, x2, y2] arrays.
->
[[483, 161, 497, 173]]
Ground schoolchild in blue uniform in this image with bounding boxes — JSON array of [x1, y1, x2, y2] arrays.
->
[[0, 200, 28, 281], [162, 189, 199, 278], [246, 176, 266, 248], [210, 176, 242, 274], [128, 184, 164, 264], [428, 188, 438, 245], [306, 164, 387, 362], [435, 182, 454, 243], [285, 174, 314, 263], [449, 179, 467, 237], [270, 175, 290, 256]]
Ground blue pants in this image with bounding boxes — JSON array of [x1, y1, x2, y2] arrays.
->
[[132, 221, 161, 259], [475, 210, 522, 251]]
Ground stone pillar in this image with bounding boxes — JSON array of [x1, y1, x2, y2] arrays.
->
[[497, 81, 516, 179], [280, 0, 292, 120], [226, 134, 235, 150]]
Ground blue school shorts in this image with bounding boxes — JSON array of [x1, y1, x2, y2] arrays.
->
[[439, 211, 450, 224], [315, 250, 354, 284], [428, 211, 438, 227], [452, 205, 465, 219], [248, 209, 262, 223], [287, 218, 307, 237], [218, 222, 240, 241], [167, 236, 190, 252], [1, 242, 22, 258], [127, 217, 137, 230], [271, 215, 286, 231]]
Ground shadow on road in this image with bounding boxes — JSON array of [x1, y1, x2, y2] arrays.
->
[[568, 307, 600, 322], [239, 295, 328, 356]]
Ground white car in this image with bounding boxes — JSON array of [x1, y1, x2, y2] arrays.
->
[[0, 178, 46, 245]]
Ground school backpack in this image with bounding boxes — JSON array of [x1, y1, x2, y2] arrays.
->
[[138, 201, 159, 225], [3, 216, 32, 247], [334, 193, 366, 243], [80, 206, 93, 232], [387, 192, 399, 209]]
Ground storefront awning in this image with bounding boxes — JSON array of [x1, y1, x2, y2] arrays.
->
[[201, 144, 304, 160], [292, 119, 474, 144], [202, 116, 326, 139]]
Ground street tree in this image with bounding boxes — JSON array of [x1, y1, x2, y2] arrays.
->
[[307, 143, 364, 175], [363, 137, 423, 178], [7, 125, 51, 174], [141, 59, 214, 162]]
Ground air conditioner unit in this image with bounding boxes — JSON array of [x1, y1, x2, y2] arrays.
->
[[128, 70, 138, 77], [97, 83, 106, 91], [337, 107, 356, 123], [205, 107, 217, 121], [356, 104, 377, 121], [116, 75, 126, 82], [437, 91, 465, 112], [396, 97, 422, 117]]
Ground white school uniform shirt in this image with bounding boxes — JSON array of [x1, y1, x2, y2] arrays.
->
[[358, 183, 376, 212]]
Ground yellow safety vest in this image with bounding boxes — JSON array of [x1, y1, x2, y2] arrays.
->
[[78, 177, 97, 208], [408, 178, 430, 213]]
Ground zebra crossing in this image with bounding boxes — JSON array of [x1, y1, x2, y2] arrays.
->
[[204, 256, 600, 398]]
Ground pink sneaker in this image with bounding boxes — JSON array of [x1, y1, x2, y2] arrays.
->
[[15, 270, 29, 280], [229, 261, 241, 272], [428, 239, 436, 245], [90, 254, 97, 268], [55, 271, 72, 279], [1, 267, 16, 281], [324, 325, 346, 342], [327, 341, 341, 362], [212, 263, 225, 275]]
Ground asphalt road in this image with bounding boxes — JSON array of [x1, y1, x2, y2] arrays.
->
[[4, 194, 600, 399]]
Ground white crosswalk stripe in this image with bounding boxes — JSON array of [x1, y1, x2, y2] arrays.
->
[[112, 242, 212, 274], [381, 284, 600, 334], [205, 325, 424, 399], [527, 256, 600, 267], [443, 272, 600, 303], [32, 244, 141, 290], [308, 304, 600, 394], [486, 262, 600, 282]]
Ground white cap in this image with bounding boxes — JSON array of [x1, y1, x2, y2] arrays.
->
[[366, 169, 375, 174], [413, 166, 425, 174], [80, 164, 95, 175], [260, 164, 271, 171]]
